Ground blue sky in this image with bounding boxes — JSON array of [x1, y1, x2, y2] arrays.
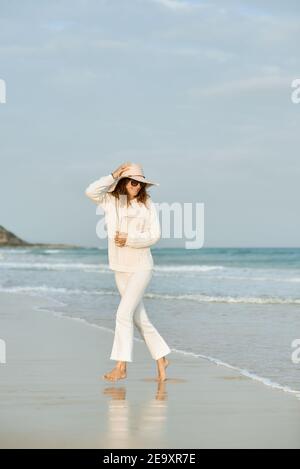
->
[[0, 0, 299, 247]]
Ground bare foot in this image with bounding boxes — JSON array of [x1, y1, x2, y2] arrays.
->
[[156, 356, 169, 382], [103, 367, 127, 382]]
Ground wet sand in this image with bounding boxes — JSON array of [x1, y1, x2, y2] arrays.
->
[[0, 291, 299, 449]]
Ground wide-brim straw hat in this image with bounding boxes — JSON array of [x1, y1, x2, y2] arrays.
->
[[107, 163, 159, 192]]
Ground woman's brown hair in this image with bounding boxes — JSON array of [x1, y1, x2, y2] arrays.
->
[[110, 178, 151, 208]]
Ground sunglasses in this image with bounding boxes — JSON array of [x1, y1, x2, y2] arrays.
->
[[128, 178, 144, 187]]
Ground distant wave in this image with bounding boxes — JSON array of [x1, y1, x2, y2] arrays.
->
[[0, 262, 110, 272], [0, 261, 226, 274], [146, 292, 300, 305], [0, 261, 225, 273], [1, 261, 300, 283], [211, 274, 300, 283], [0, 249, 30, 254], [1, 285, 299, 305], [0, 285, 117, 296], [0, 261, 234, 274], [154, 265, 225, 272]]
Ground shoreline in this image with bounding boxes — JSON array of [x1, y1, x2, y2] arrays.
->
[[0, 290, 300, 448], [2, 288, 300, 400], [36, 301, 300, 400]]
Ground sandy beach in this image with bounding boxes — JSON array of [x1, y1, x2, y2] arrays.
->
[[0, 290, 299, 449]]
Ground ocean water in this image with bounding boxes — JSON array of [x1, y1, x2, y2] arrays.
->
[[0, 246, 300, 396]]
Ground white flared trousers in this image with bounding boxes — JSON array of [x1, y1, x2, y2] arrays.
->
[[110, 269, 171, 362]]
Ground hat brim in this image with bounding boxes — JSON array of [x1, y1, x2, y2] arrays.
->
[[107, 176, 159, 192]]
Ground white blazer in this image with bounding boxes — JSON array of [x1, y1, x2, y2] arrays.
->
[[85, 174, 161, 272]]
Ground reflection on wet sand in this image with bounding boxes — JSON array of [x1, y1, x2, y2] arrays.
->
[[102, 381, 174, 448], [103, 387, 130, 447]]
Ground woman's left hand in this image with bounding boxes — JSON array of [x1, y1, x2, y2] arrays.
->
[[115, 231, 127, 247]]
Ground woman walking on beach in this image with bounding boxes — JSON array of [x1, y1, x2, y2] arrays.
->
[[85, 162, 171, 382]]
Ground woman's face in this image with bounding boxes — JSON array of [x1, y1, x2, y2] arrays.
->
[[125, 179, 142, 198]]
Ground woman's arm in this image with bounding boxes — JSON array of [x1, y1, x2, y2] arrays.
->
[[84, 174, 115, 207], [125, 200, 161, 249], [85, 163, 132, 207]]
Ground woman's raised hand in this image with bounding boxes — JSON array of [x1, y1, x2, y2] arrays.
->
[[112, 162, 132, 180]]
